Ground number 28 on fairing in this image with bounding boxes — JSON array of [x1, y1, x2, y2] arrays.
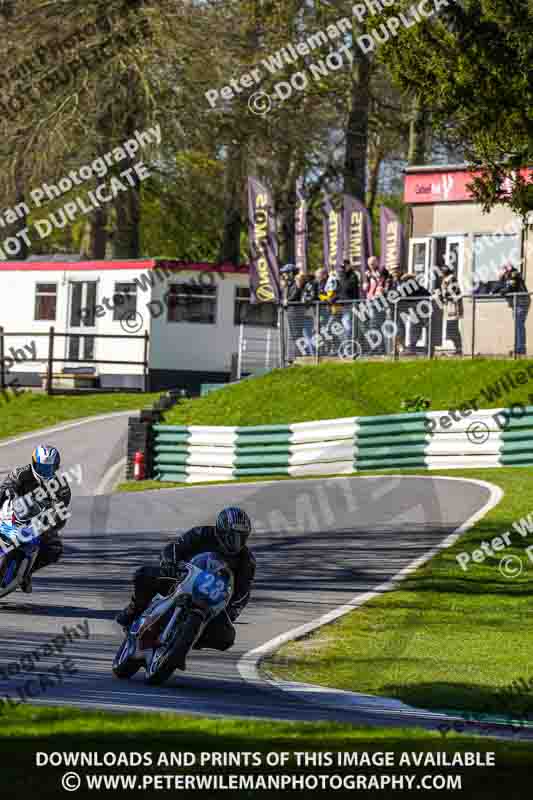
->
[[193, 572, 228, 605]]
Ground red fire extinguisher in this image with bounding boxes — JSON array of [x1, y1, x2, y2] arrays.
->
[[133, 451, 145, 480]]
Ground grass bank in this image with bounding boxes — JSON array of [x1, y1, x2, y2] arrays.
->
[[115, 473, 341, 493], [0, 391, 162, 441], [266, 467, 533, 721], [163, 360, 533, 426], [0, 704, 531, 798]]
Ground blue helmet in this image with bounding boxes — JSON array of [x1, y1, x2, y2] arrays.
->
[[31, 445, 60, 482], [215, 507, 252, 555]]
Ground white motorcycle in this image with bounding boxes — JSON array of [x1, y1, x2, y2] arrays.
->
[[112, 551, 235, 686]]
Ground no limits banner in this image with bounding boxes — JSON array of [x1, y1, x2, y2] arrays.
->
[[343, 194, 373, 283], [322, 193, 344, 273], [379, 206, 405, 275], [247, 177, 280, 303]]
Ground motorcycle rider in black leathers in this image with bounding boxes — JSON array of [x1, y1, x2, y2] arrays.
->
[[116, 507, 255, 653], [0, 445, 70, 592]]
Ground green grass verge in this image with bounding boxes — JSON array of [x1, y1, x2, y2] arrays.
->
[[115, 473, 335, 493], [1, 704, 531, 797], [0, 391, 162, 441], [115, 468, 487, 493], [163, 360, 533, 426], [115, 470, 433, 493], [266, 467, 533, 721]]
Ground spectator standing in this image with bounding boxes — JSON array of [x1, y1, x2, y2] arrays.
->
[[337, 259, 360, 351], [492, 263, 530, 355], [437, 265, 463, 354], [364, 256, 389, 355], [289, 272, 315, 356], [399, 274, 431, 355], [320, 266, 342, 355], [313, 267, 331, 355], [280, 263, 297, 304], [314, 266, 328, 297], [280, 263, 299, 361]]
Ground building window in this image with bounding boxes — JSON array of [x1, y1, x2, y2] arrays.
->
[[473, 234, 521, 293], [234, 287, 278, 326], [113, 282, 137, 320], [166, 283, 217, 324], [34, 283, 57, 320]]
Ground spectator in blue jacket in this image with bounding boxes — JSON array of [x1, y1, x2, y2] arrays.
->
[[491, 263, 530, 355]]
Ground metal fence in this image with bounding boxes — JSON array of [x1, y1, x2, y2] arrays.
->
[[279, 293, 533, 364], [236, 321, 282, 380]]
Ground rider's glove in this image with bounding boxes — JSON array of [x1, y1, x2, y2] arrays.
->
[[228, 591, 250, 623]]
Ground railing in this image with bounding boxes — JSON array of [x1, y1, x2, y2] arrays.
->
[[0, 326, 150, 394], [236, 317, 282, 380], [279, 293, 533, 365]]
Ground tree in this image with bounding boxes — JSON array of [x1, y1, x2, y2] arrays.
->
[[0, 0, 164, 257], [380, 0, 533, 216], [407, 95, 427, 166]]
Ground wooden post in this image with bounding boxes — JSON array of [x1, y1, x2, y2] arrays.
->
[[471, 295, 476, 360], [513, 293, 518, 360], [0, 326, 5, 391], [143, 330, 150, 392], [47, 326, 54, 395]]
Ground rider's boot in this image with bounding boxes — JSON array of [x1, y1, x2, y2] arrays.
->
[[115, 601, 137, 628], [20, 573, 33, 593], [115, 594, 149, 628]]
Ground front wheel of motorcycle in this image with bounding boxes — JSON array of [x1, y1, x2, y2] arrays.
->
[[145, 610, 204, 686], [112, 635, 141, 679]]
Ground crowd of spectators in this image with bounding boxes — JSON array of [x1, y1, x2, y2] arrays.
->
[[280, 257, 530, 358], [281, 260, 360, 357]]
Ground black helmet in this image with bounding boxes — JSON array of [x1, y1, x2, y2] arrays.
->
[[215, 507, 252, 555]]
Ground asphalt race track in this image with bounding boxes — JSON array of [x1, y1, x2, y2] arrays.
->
[[0, 415, 512, 733]]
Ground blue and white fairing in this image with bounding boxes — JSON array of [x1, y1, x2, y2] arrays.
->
[[0, 502, 42, 597], [190, 552, 233, 609]]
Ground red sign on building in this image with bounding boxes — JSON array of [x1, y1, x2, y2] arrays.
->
[[404, 168, 533, 204]]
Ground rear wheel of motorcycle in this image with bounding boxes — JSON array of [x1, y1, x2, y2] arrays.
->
[[145, 610, 203, 686], [112, 636, 141, 679]]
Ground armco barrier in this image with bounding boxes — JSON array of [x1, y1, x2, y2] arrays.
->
[[151, 406, 533, 483]]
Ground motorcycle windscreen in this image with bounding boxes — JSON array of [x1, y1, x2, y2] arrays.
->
[[189, 551, 228, 573]]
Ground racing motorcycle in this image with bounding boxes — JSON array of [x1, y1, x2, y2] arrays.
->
[[0, 497, 46, 598], [112, 551, 234, 686]]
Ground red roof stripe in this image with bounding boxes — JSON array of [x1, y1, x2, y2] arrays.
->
[[0, 259, 249, 273]]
